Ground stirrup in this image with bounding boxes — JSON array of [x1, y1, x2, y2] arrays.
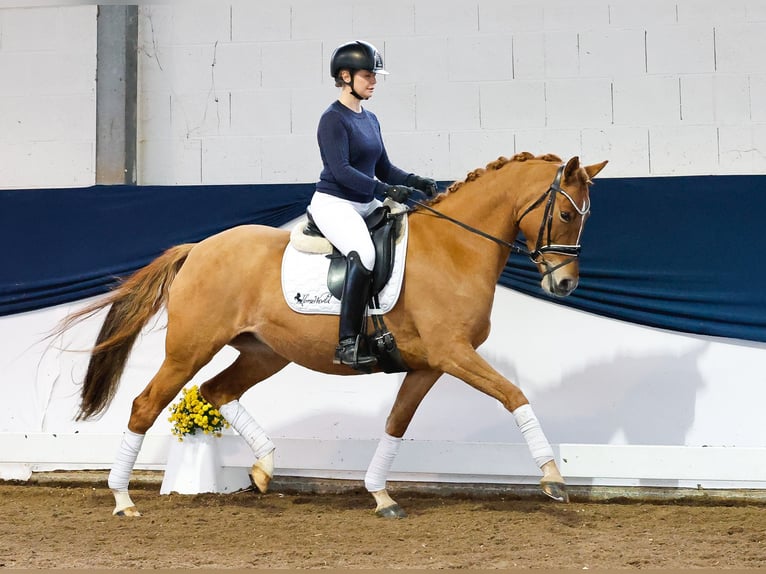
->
[[334, 336, 377, 368]]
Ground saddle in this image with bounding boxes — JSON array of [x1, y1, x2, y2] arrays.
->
[[291, 204, 409, 374], [303, 205, 404, 300]]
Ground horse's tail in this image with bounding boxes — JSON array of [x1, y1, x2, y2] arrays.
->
[[59, 243, 196, 421]]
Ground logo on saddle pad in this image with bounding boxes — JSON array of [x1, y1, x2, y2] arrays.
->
[[281, 213, 409, 316], [293, 291, 334, 307]]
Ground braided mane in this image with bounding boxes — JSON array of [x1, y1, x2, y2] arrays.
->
[[426, 152, 563, 206]]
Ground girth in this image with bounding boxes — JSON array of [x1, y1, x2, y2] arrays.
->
[[304, 206, 404, 300]]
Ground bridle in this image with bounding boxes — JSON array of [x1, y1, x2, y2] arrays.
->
[[410, 164, 590, 279], [516, 164, 591, 267]]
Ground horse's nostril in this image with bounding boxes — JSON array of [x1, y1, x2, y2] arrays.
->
[[557, 278, 577, 295]]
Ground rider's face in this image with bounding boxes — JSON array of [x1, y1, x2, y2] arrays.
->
[[343, 69, 377, 99]]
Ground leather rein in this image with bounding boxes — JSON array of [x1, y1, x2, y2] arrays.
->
[[409, 164, 590, 277]]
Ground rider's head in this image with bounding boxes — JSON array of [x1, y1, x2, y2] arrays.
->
[[330, 41, 388, 100]]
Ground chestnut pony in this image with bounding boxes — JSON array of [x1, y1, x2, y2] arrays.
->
[[61, 152, 607, 517]]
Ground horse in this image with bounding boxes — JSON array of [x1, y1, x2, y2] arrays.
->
[[59, 151, 608, 518]]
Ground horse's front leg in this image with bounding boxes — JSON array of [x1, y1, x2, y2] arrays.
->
[[513, 402, 568, 502], [440, 344, 569, 503], [366, 369, 442, 518]]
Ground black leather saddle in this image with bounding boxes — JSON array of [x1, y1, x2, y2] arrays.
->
[[304, 206, 404, 300]]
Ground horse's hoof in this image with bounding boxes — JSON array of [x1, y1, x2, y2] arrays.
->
[[541, 481, 569, 503], [250, 466, 271, 493], [375, 503, 407, 519], [113, 505, 141, 517], [250, 450, 274, 493]]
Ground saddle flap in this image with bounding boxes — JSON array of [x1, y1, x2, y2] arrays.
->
[[325, 212, 403, 300], [326, 253, 346, 300]]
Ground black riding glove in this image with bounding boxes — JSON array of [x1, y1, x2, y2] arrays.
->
[[385, 184, 418, 203], [406, 173, 438, 198]]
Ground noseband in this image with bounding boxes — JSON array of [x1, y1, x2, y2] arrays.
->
[[412, 164, 590, 278]]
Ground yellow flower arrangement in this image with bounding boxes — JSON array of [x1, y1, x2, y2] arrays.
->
[[168, 385, 229, 441]]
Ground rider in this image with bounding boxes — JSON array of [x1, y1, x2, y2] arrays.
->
[[309, 40, 438, 369]]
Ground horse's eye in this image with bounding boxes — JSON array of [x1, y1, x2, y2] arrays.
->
[[559, 210, 573, 223]]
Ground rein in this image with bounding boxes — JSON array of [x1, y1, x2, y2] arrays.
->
[[409, 164, 589, 277], [409, 199, 528, 256]]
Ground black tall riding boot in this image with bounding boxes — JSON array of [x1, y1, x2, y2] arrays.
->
[[334, 251, 378, 368]]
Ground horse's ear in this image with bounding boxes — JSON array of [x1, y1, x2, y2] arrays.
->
[[564, 156, 580, 180], [584, 160, 608, 180]]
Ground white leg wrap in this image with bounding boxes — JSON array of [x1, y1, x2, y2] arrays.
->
[[364, 433, 402, 493], [513, 403, 554, 468], [219, 400, 275, 460], [108, 429, 144, 492]]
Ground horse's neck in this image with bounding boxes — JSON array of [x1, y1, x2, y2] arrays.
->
[[418, 173, 524, 278], [439, 174, 522, 246]]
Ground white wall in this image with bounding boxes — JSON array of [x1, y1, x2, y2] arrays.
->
[[3, 1, 766, 189], [3, 285, 765, 489], [0, 5, 96, 189], [135, 0, 766, 184], [2, 1, 766, 490]]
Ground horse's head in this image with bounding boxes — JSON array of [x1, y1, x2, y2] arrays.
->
[[516, 156, 608, 297]]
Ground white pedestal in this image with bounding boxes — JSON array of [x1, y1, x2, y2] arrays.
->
[[160, 433, 251, 495]]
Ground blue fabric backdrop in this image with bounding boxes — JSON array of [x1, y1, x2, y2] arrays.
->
[[1, 176, 763, 343], [0, 183, 313, 315], [502, 175, 764, 343]]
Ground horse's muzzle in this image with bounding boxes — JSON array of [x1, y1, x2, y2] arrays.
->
[[541, 275, 578, 297]]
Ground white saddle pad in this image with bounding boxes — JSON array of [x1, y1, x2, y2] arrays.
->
[[281, 217, 408, 315]]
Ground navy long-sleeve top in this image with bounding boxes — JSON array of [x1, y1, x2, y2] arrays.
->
[[315, 100, 409, 203]]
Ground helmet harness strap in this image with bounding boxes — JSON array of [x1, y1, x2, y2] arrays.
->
[[342, 70, 366, 100]]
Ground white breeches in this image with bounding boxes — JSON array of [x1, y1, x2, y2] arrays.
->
[[309, 192, 382, 271]]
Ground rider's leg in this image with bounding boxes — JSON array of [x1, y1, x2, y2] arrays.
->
[[334, 250, 376, 367], [308, 193, 379, 368], [308, 192, 378, 269]]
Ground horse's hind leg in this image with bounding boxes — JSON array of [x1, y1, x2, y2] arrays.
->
[[109, 293, 242, 516], [110, 353, 213, 516], [199, 337, 290, 494], [366, 369, 442, 518]]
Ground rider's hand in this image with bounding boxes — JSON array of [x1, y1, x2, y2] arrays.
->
[[406, 174, 439, 198], [385, 184, 418, 203]]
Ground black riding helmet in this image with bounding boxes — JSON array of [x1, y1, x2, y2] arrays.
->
[[330, 41, 388, 99]]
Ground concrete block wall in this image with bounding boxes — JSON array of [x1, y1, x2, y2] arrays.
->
[[2, 1, 766, 189], [0, 5, 96, 189]]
